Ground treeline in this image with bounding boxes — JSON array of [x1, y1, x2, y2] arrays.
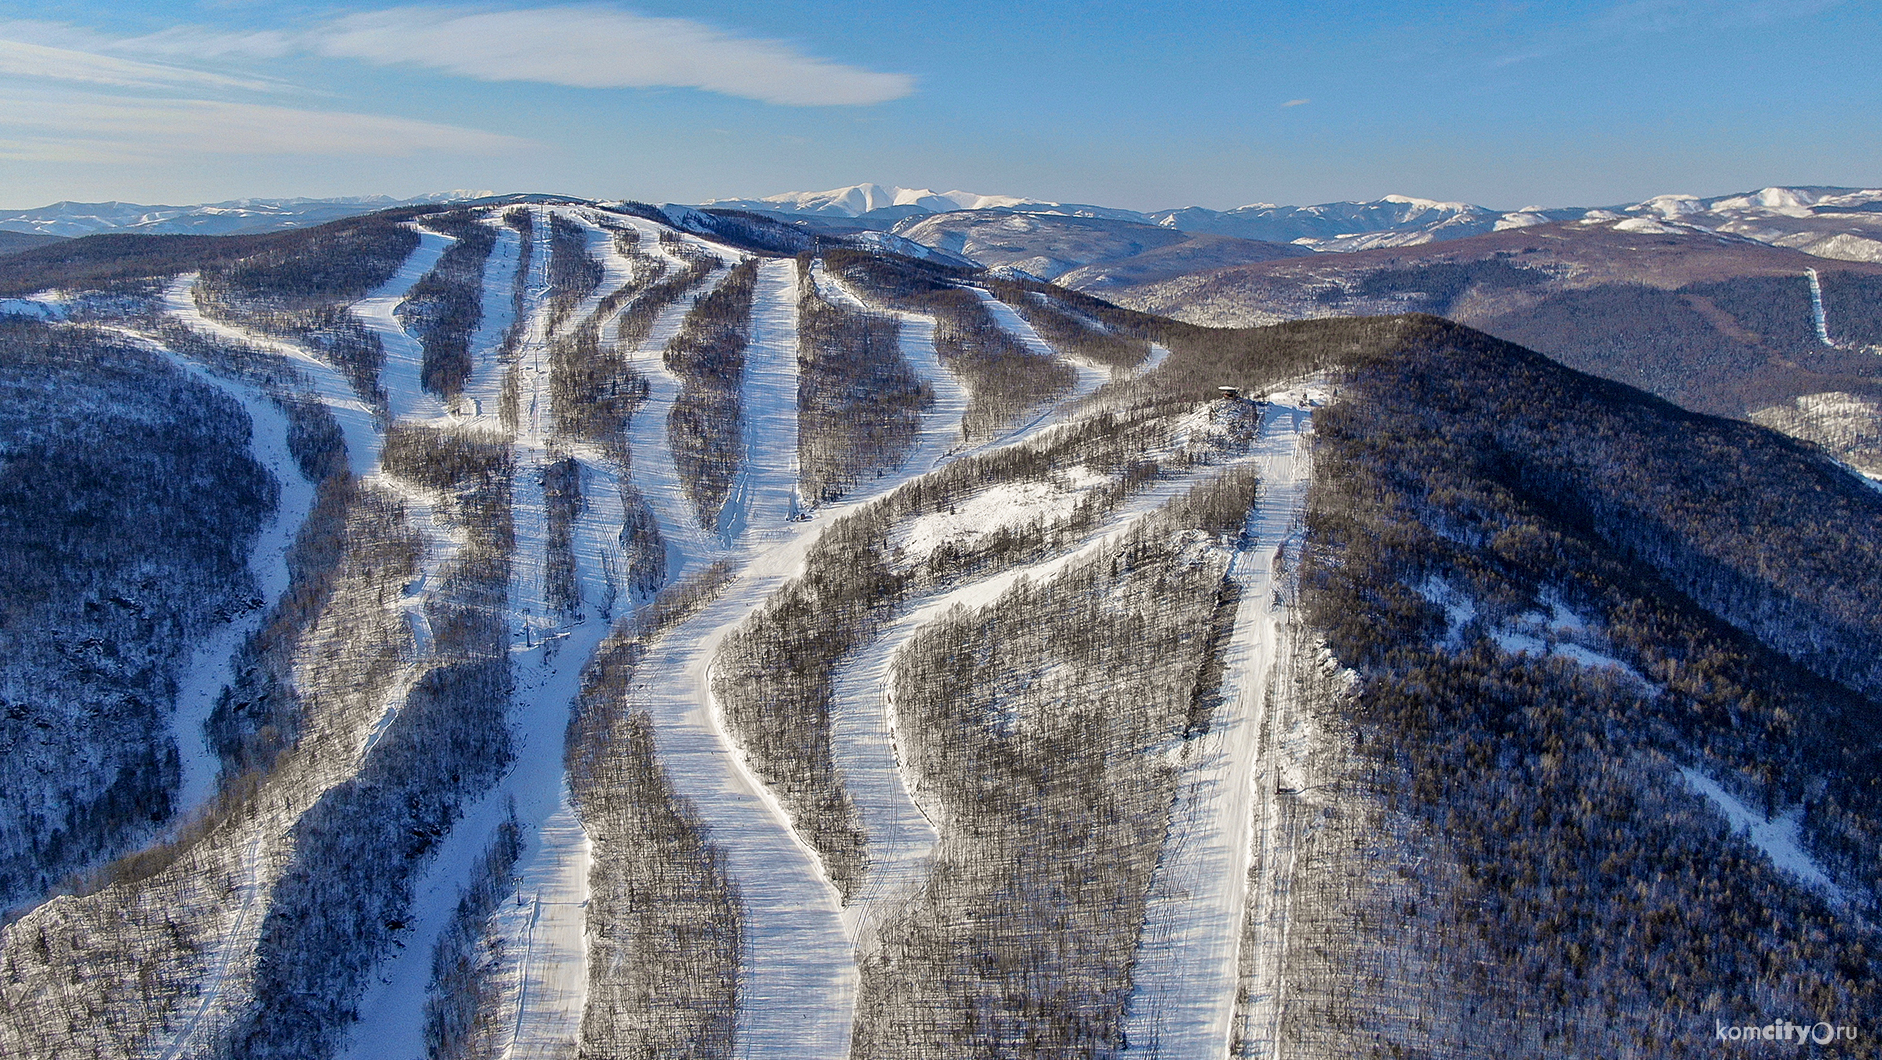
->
[[0, 203, 446, 302], [423, 810, 523, 1060], [666, 258, 759, 531], [550, 231, 716, 457], [564, 564, 741, 1060], [796, 255, 931, 506], [853, 480, 1248, 1059], [543, 455, 582, 618], [195, 214, 423, 406], [398, 209, 497, 400], [826, 249, 1074, 440], [1284, 314, 1882, 1055], [617, 235, 715, 351]]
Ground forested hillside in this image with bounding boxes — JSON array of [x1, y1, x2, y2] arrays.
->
[[0, 200, 1876, 1060]]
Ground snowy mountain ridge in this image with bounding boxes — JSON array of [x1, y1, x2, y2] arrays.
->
[[717, 181, 1882, 261], [0, 191, 496, 238]]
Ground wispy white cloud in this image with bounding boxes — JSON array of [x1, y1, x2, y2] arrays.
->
[[0, 31, 282, 92], [0, 88, 530, 162], [97, 5, 916, 107], [1281, 98, 1310, 107]]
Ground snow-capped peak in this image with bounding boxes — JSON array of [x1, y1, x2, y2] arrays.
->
[[720, 183, 1041, 218], [1378, 194, 1477, 213]]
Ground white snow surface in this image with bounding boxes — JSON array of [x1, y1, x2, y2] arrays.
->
[[163, 274, 385, 477], [714, 258, 804, 541], [1806, 267, 1834, 347], [457, 219, 524, 423], [356, 224, 455, 422], [130, 337, 319, 820], [1124, 392, 1316, 1060], [0, 294, 67, 319], [1678, 768, 1844, 901]]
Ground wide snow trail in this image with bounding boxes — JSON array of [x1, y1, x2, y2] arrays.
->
[[812, 262, 971, 477], [1807, 268, 1835, 347], [460, 220, 524, 424], [829, 446, 1275, 950], [974, 286, 1109, 399], [113, 332, 319, 824], [359, 225, 455, 422], [1679, 767, 1844, 900], [622, 258, 734, 581], [162, 275, 384, 477], [631, 558, 855, 1060], [715, 258, 803, 542], [1122, 390, 1316, 1060]]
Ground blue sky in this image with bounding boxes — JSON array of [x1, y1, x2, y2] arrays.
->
[[0, 0, 1875, 210]]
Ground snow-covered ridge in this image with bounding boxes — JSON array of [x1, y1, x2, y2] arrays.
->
[[0, 191, 494, 237], [705, 183, 1043, 218], [702, 182, 1882, 262]]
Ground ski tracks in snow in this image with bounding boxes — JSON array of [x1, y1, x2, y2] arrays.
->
[[161, 275, 385, 476], [107, 329, 321, 823], [715, 258, 804, 542], [359, 224, 455, 422], [1123, 388, 1317, 1060]]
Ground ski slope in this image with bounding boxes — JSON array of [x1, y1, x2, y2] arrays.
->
[[1123, 387, 1319, 1060], [109, 330, 320, 822], [135, 204, 1289, 1059], [359, 224, 455, 422]]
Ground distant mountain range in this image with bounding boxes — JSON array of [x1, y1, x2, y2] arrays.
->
[[9, 183, 1880, 268], [0, 192, 495, 238], [705, 182, 1882, 262]]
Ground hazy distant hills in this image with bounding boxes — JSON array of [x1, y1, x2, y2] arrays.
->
[[707, 181, 1882, 263], [0, 192, 494, 238], [1111, 214, 1882, 473]]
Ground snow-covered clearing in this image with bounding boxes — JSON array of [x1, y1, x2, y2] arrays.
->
[[891, 479, 1084, 558], [1678, 768, 1844, 902], [1418, 579, 1659, 691], [119, 332, 319, 820], [358, 225, 455, 422], [458, 220, 524, 424], [0, 294, 67, 319], [163, 274, 384, 477], [1122, 389, 1317, 1060], [714, 258, 804, 542], [1806, 268, 1834, 347]]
